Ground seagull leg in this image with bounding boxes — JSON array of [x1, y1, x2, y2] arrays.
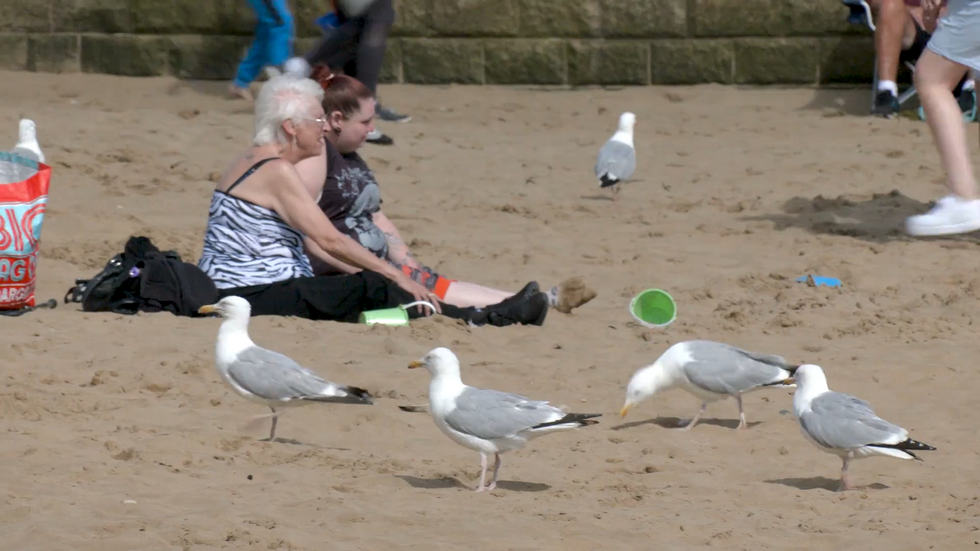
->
[[611, 184, 621, 202], [486, 453, 502, 491], [268, 407, 278, 441], [736, 396, 747, 430], [476, 453, 489, 492], [677, 402, 707, 431], [839, 456, 854, 492]]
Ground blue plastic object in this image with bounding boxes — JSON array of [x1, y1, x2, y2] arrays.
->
[[795, 275, 842, 288], [316, 12, 341, 32]]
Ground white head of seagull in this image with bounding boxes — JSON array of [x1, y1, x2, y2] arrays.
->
[[612, 112, 636, 147], [620, 342, 688, 417], [788, 364, 830, 416], [198, 296, 255, 360], [408, 347, 460, 378]]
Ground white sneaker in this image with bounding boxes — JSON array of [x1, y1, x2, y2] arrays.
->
[[905, 195, 980, 236]]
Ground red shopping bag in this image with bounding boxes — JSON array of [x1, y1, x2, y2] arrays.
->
[[0, 152, 51, 310]]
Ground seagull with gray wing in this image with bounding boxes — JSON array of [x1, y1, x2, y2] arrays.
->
[[594, 111, 635, 200], [789, 364, 935, 491], [408, 347, 601, 492], [620, 340, 797, 430], [11, 119, 44, 164], [199, 296, 373, 442]]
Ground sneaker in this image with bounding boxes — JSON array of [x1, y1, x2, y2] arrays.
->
[[872, 91, 900, 118], [377, 105, 411, 123], [479, 292, 549, 327], [366, 129, 394, 146], [905, 195, 980, 236], [918, 89, 977, 123]]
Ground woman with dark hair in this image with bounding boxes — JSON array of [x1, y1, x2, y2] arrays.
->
[[197, 74, 549, 326], [294, 66, 596, 312]]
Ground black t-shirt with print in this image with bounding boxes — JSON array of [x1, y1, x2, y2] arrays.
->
[[317, 140, 389, 261]]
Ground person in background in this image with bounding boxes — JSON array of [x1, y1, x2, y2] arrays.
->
[[229, 0, 296, 101], [286, 0, 408, 146], [200, 74, 549, 326], [905, 0, 980, 236], [294, 66, 597, 312], [866, 0, 974, 118]]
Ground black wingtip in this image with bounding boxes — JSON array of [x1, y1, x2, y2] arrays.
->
[[346, 386, 375, 405], [873, 437, 936, 459], [533, 412, 602, 429], [599, 175, 619, 188]]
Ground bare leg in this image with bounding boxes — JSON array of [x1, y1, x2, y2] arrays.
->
[[677, 402, 707, 431], [736, 395, 747, 430], [869, 0, 917, 84], [839, 456, 854, 492], [442, 281, 514, 309], [487, 453, 502, 491], [268, 407, 278, 441], [476, 453, 489, 492], [916, 50, 978, 199]]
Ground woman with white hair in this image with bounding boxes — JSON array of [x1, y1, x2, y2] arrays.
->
[[197, 75, 548, 326]]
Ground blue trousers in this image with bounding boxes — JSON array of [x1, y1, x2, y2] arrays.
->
[[234, 0, 294, 88]]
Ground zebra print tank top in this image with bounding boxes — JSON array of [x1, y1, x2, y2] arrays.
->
[[198, 158, 314, 289]]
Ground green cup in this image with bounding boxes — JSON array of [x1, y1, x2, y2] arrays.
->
[[629, 289, 676, 328], [358, 300, 437, 326]]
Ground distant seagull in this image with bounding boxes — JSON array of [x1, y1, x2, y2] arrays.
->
[[620, 340, 797, 430], [790, 364, 936, 491], [198, 296, 373, 442], [594, 111, 635, 201], [12, 119, 44, 164], [409, 347, 601, 492]]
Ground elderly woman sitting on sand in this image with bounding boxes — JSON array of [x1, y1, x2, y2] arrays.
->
[[293, 65, 596, 313], [197, 74, 548, 327]]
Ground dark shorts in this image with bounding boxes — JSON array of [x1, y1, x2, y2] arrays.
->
[[902, 18, 932, 65], [392, 262, 455, 300]]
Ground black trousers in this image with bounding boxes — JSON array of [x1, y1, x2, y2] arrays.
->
[[218, 270, 472, 323], [302, 0, 395, 95]]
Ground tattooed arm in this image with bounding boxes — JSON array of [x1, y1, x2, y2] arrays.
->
[[372, 210, 422, 269]]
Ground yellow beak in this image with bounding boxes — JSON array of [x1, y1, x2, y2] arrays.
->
[[198, 304, 217, 315], [783, 377, 795, 386], [619, 404, 632, 418], [408, 360, 424, 369]]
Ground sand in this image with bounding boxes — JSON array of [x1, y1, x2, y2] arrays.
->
[[2, 70, 980, 550]]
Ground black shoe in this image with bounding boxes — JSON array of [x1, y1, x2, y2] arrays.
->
[[872, 91, 900, 119], [484, 292, 549, 327], [366, 129, 394, 146], [495, 281, 540, 307]]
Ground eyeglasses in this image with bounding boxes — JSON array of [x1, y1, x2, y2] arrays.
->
[[304, 115, 328, 125]]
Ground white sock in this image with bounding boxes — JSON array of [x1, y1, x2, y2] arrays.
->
[[963, 79, 975, 91], [878, 80, 898, 96]]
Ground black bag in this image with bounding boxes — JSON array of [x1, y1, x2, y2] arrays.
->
[[64, 236, 219, 316]]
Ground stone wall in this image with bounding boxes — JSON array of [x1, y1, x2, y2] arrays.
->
[[0, 0, 876, 85]]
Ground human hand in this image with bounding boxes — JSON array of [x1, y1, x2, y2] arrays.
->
[[397, 275, 441, 315], [922, 0, 941, 15]]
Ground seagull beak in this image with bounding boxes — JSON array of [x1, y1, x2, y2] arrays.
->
[[407, 360, 425, 369], [198, 304, 217, 315], [782, 377, 795, 386], [619, 404, 632, 418]]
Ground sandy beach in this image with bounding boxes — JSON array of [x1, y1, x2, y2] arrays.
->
[[2, 70, 980, 550]]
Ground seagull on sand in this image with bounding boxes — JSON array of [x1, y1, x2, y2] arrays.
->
[[11, 119, 44, 164], [788, 364, 936, 491], [620, 340, 797, 430], [594, 111, 635, 200], [198, 296, 373, 441], [408, 347, 601, 492]]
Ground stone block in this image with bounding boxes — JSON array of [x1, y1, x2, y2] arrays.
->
[[429, 0, 519, 37], [518, 0, 600, 38], [392, 0, 435, 37], [0, 0, 53, 32], [485, 39, 565, 84], [56, 0, 132, 33], [650, 39, 733, 84], [379, 38, 402, 83], [81, 35, 171, 77], [818, 36, 874, 84], [28, 35, 80, 73], [0, 35, 29, 70], [734, 38, 819, 84], [401, 38, 484, 84], [691, 0, 850, 37], [567, 40, 648, 85], [289, 0, 330, 38], [168, 36, 252, 80], [601, 0, 687, 38], [128, 0, 238, 34]]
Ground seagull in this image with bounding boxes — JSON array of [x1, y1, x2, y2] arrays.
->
[[594, 111, 635, 201], [198, 296, 373, 441], [12, 119, 44, 164], [789, 364, 936, 491], [408, 347, 601, 492], [620, 340, 797, 430]]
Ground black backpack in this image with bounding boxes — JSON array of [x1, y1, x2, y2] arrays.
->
[[63, 252, 144, 314]]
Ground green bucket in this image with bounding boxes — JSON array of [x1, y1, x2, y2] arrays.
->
[[629, 289, 676, 328], [358, 300, 437, 326]]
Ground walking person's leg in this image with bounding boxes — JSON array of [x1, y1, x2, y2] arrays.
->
[[231, 0, 292, 101], [348, 0, 410, 123]]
